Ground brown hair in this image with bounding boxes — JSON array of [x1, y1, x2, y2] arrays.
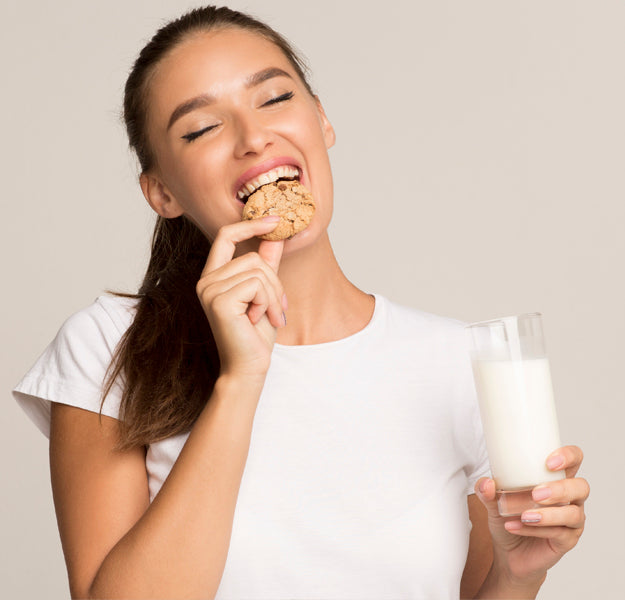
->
[[103, 5, 315, 450]]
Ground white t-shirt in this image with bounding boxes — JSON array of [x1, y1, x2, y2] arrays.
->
[[14, 294, 490, 600]]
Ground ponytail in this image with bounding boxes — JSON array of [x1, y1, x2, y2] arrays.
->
[[103, 217, 219, 450]]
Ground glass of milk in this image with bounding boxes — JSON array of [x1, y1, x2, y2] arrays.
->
[[465, 313, 565, 516]]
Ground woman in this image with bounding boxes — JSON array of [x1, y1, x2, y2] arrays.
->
[[13, 5, 588, 599]]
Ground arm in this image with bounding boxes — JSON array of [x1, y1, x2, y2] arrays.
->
[[52, 376, 264, 599], [51, 377, 260, 598], [460, 494, 493, 599], [51, 218, 286, 599], [50, 404, 149, 599]]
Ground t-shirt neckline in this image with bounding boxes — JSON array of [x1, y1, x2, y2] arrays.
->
[[272, 293, 383, 352]]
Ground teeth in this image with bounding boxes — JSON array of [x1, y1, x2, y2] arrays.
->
[[237, 165, 300, 201]]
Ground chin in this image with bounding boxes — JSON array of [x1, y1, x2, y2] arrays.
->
[[282, 220, 329, 255]]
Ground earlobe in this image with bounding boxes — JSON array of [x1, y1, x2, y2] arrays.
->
[[314, 96, 336, 149], [139, 172, 184, 218]]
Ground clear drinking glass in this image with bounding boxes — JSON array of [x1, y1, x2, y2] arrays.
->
[[465, 313, 565, 516]]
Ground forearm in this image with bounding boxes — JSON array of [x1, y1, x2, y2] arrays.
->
[[89, 374, 263, 599]]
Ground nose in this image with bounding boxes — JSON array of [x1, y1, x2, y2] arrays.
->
[[233, 111, 273, 158]]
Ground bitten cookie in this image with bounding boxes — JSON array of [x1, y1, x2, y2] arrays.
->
[[241, 180, 315, 241]]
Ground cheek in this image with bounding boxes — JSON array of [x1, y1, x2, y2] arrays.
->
[[161, 151, 227, 211], [280, 106, 326, 147]]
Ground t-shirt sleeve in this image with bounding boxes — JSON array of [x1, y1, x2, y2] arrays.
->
[[12, 297, 131, 439], [454, 343, 491, 496], [462, 393, 491, 495]]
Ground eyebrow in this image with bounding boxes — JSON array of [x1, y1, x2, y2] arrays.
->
[[166, 67, 293, 131]]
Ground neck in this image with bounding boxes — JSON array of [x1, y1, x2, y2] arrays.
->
[[275, 232, 374, 346]]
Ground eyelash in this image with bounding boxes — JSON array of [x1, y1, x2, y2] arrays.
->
[[181, 124, 218, 142], [262, 90, 294, 106], [180, 91, 295, 143]]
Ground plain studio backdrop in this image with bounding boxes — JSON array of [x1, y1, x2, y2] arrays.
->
[[1, 1, 623, 598]]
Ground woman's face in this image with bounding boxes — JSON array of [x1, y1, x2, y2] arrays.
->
[[141, 28, 336, 250]]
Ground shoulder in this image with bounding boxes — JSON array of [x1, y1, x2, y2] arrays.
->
[[45, 293, 139, 388], [59, 294, 138, 342], [13, 295, 139, 438], [45, 294, 139, 370], [375, 294, 467, 343], [372, 294, 473, 387]]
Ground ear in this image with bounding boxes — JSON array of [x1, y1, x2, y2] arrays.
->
[[314, 95, 336, 149], [139, 171, 185, 218]]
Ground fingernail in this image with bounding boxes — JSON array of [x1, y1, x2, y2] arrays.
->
[[532, 486, 552, 501], [262, 215, 281, 222], [282, 293, 288, 311], [282, 312, 287, 326], [478, 479, 488, 494], [505, 520, 522, 531], [521, 512, 542, 523], [547, 454, 564, 470]]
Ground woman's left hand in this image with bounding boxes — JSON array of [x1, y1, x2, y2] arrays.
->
[[475, 445, 589, 588]]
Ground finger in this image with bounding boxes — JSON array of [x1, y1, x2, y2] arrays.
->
[[519, 504, 586, 529], [217, 277, 271, 326], [545, 445, 584, 478], [258, 238, 285, 274], [247, 281, 285, 329], [532, 477, 590, 506], [204, 217, 280, 273], [203, 270, 285, 329], [199, 252, 284, 300], [503, 521, 583, 551], [474, 477, 500, 519], [248, 302, 285, 329]]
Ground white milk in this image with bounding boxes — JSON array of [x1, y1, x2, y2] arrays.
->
[[471, 357, 565, 490]]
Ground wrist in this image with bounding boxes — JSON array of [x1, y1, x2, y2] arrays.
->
[[476, 556, 546, 599], [214, 371, 267, 401]]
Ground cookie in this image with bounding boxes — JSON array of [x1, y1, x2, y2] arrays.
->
[[241, 179, 315, 241]]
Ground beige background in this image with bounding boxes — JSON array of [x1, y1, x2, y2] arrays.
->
[[2, 0, 623, 598]]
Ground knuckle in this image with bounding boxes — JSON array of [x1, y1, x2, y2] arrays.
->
[[566, 444, 583, 465], [196, 283, 211, 304], [248, 277, 266, 298], [250, 267, 267, 281], [245, 250, 262, 263], [218, 222, 236, 236], [582, 478, 590, 500], [213, 227, 229, 244], [575, 523, 584, 539], [196, 277, 211, 297], [563, 479, 577, 502], [248, 272, 263, 287], [210, 292, 229, 313], [238, 251, 263, 270]]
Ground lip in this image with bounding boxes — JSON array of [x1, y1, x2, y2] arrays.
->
[[233, 156, 304, 200]]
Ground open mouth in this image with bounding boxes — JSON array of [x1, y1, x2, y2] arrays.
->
[[237, 165, 301, 203]]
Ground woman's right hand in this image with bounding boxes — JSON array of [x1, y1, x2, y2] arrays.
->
[[196, 216, 286, 382]]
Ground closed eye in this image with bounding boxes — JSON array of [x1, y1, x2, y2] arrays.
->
[[181, 124, 218, 143], [262, 91, 294, 106], [180, 91, 294, 142]]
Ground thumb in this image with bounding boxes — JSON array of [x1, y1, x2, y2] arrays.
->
[[258, 239, 284, 273], [475, 477, 501, 518]]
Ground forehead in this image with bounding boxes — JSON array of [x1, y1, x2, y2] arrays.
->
[[148, 29, 295, 115]]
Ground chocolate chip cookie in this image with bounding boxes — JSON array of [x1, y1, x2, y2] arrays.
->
[[241, 180, 315, 241]]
